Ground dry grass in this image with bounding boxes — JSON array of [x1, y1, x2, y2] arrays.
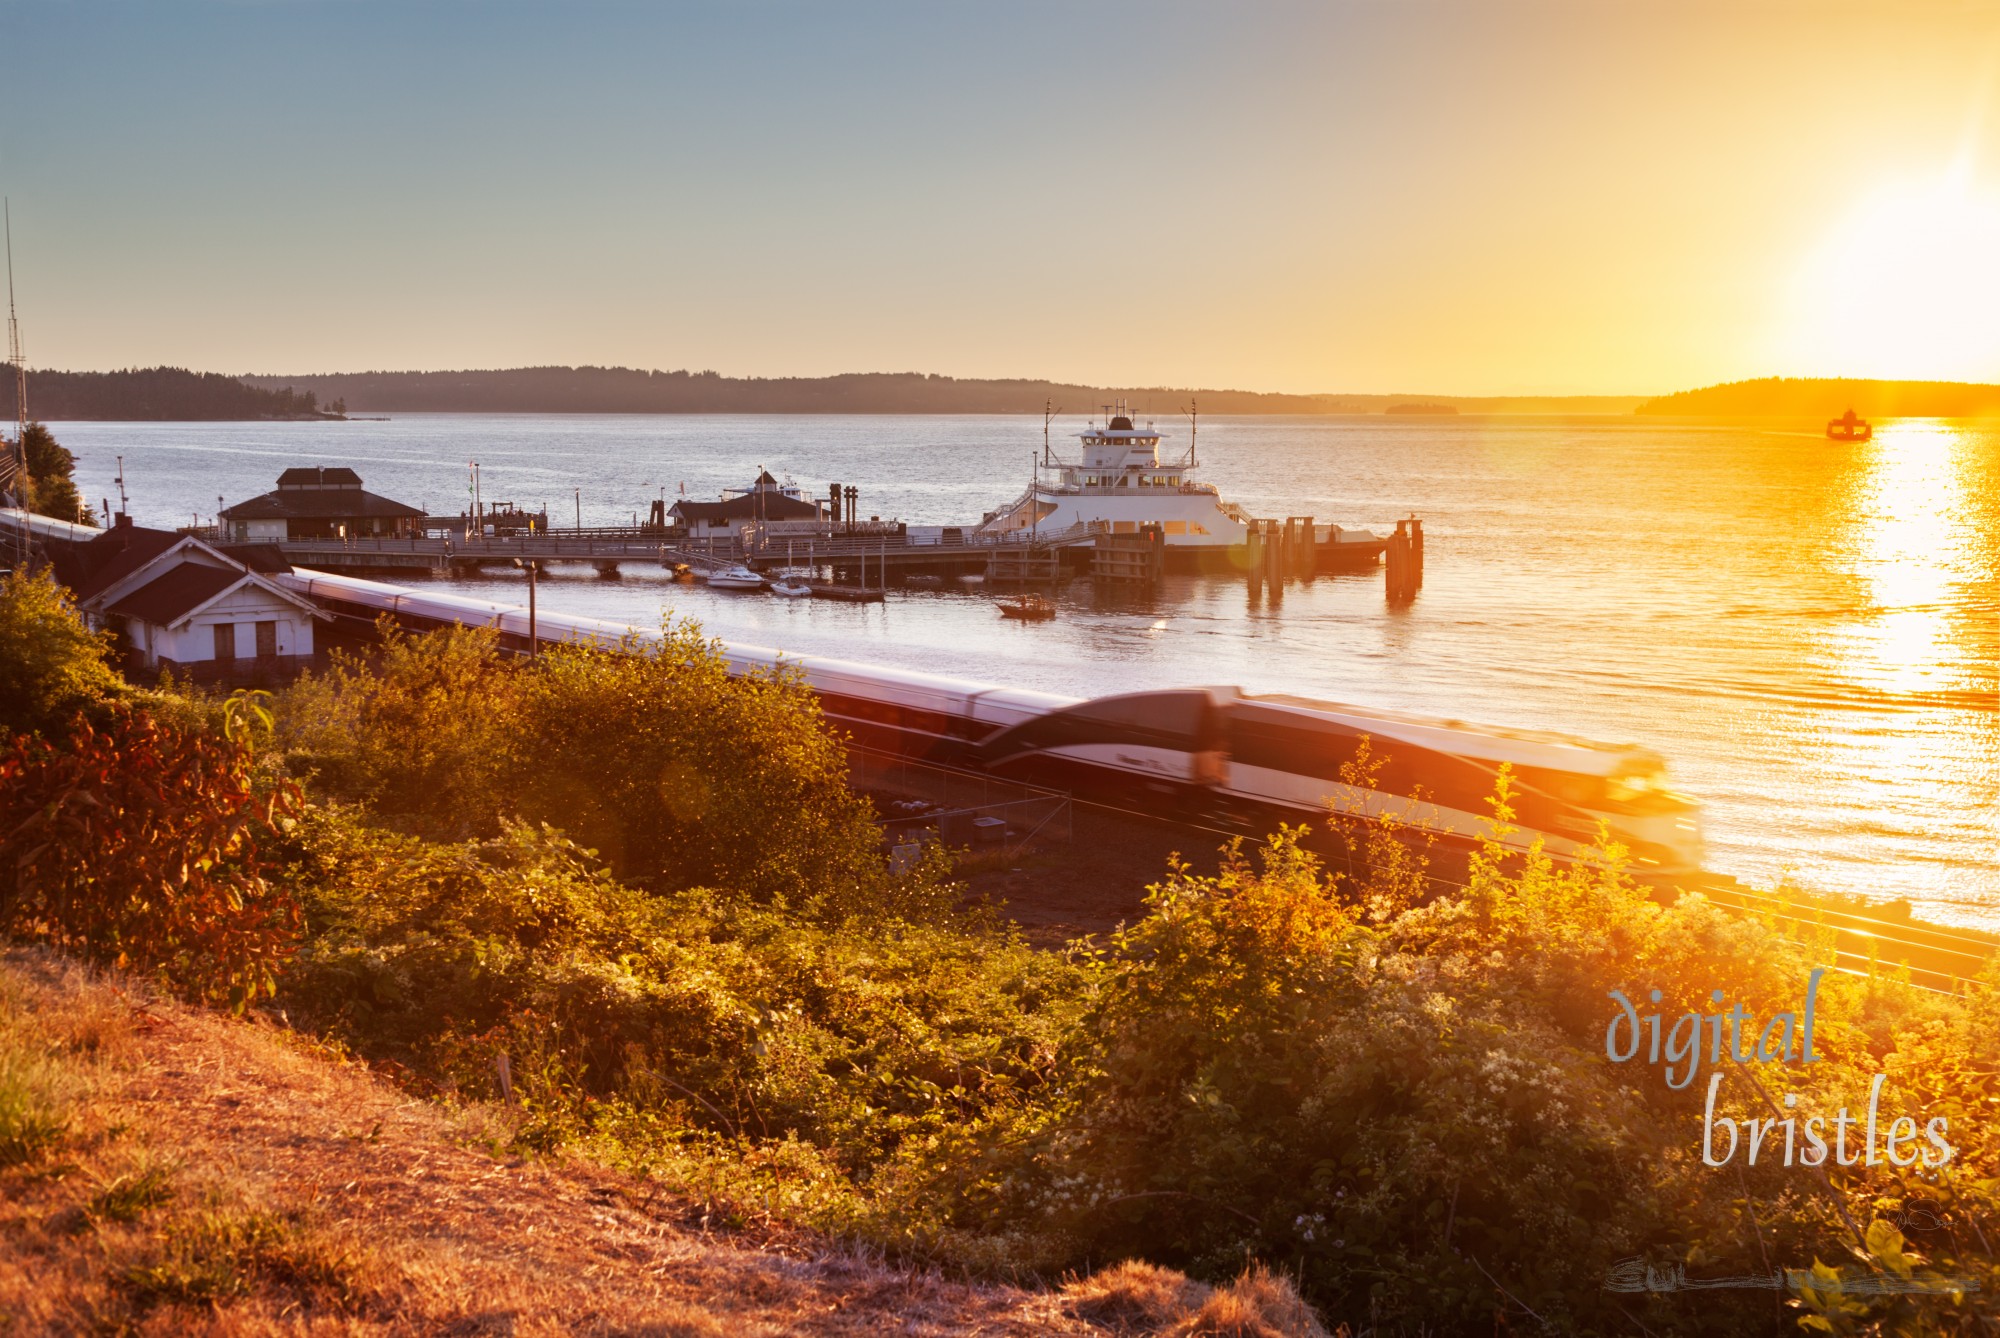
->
[[0, 949, 1332, 1336], [1058, 1260, 1329, 1338], [1163, 1265, 1332, 1338]]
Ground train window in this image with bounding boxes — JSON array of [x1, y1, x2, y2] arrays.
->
[[1514, 766, 1608, 808]]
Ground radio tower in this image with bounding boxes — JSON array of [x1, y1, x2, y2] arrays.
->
[[4, 200, 29, 569]]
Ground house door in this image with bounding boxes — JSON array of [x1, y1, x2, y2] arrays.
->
[[212, 624, 236, 662], [255, 621, 277, 658]]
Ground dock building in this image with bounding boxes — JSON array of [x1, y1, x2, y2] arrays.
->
[[669, 471, 828, 540], [221, 467, 426, 542]]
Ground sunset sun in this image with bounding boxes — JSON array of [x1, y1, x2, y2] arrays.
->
[[1783, 174, 2000, 382]]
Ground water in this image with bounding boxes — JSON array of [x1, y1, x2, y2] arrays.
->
[[52, 413, 2000, 929]]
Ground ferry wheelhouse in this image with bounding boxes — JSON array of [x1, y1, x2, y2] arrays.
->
[[976, 405, 1252, 550]]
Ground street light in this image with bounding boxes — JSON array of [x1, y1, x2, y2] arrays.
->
[[512, 558, 539, 657]]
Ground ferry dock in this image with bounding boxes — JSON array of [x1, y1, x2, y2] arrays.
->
[[176, 453, 1412, 594]]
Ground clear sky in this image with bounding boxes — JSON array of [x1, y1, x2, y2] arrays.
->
[[3, 0, 1998, 395]]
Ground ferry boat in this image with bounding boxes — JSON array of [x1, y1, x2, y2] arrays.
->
[[1826, 409, 1873, 442], [974, 404, 1382, 568], [977, 406, 1249, 553]]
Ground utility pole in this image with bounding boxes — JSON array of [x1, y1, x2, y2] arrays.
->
[[574, 486, 581, 531], [4, 200, 28, 567], [514, 559, 539, 656]]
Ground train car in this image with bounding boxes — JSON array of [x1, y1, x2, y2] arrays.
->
[[276, 569, 1704, 876], [970, 687, 1703, 875]]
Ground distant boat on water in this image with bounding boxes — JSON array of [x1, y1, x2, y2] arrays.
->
[[1826, 408, 1872, 442]]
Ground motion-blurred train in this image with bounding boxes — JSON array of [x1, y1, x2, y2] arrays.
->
[[279, 569, 1706, 876]]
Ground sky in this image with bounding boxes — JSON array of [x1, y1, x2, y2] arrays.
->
[[2, 0, 1999, 395]]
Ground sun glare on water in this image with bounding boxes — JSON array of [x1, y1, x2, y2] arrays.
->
[[1782, 174, 2000, 382]]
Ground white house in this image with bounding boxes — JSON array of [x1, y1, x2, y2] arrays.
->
[[57, 518, 328, 682]]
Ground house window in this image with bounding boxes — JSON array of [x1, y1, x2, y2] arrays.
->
[[212, 624, 236, 662], [255, 621, 277, 658], [1164, 520, 1188, 535]]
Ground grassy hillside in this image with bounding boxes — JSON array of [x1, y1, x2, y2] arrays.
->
[[0, 949, 1316, 1335], [5, 568, 1998, 1336]]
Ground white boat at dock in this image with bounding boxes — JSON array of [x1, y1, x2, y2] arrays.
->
[[974, 403, 1383, 568], [705, 564, 768, 590]]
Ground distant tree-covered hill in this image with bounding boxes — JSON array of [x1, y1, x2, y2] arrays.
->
[[1638, 377, 2000, 418], [2, 365, 339, 421], [240, 366, 1642, 415]]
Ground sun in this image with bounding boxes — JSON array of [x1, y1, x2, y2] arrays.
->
[[1779, 173, 2000, 382]]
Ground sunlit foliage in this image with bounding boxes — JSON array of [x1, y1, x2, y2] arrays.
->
[[0, 708, 301, 1009], [0, 567, 125, 738]]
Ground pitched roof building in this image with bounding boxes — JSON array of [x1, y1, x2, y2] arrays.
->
[[221, 466, 425, 541], [54, 516, 328, 684], [668, 471, 827, 537]]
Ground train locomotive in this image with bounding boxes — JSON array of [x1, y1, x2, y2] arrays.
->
[[277, 569, 1706, 878]]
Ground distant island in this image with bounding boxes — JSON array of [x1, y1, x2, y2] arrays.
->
[[1385, 402, 1459, 416], [1638, 377, 2000, 418], [238, 366, 1644, 416], [1, 364, 345, 421]]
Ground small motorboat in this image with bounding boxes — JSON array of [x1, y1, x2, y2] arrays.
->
[[706, 564, 767, 590], [1827, 409, 1873, 442], [998, 594, 1056, 621], [771, 577, 812, 598]]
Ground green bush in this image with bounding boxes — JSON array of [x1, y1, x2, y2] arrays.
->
[[280, 618, 937, 918], [995, 791, 2000, 1333], [0, 708, 302, 1008], [0, 568, 124, 738], [275, 807, 1090, 1251]]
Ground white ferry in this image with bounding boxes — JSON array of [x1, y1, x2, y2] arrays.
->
[[977, 406, 1244, 548], [975, 404, 1382, 567]]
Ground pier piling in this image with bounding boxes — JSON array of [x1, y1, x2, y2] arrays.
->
[[1385, 518, 1423, 602]]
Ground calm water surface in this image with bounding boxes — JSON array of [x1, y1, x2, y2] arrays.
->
[[53, 414, 2000, 929]]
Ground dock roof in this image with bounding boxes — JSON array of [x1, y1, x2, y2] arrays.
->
[[670, 493, 822, 523], [277, 466, 364, 489], [222, 488, 424, 521]]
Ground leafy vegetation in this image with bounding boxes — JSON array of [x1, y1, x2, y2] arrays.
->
[[281, 618, 943, 917], [3, 579, 1998, 1334], [20, 421, 90, 523], [0, 567, 126, 737], [0, 706, 302, 1008]]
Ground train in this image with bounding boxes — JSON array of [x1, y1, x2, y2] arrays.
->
[[276, 568, 1706, 877]]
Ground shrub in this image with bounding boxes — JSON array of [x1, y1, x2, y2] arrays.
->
[[0, 708, 302, 1008], [278, 620, 521, 839], [280, 618, 931, 917], [0, 567, 123, 738], [275, 807, 1090, 1251], [1000, 789, 2000, 1334]]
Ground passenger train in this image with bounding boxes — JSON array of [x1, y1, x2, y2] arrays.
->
[[276, 569, 1706, 877]]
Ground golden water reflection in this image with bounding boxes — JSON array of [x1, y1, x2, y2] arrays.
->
[[1841, 421, 1980, 699]]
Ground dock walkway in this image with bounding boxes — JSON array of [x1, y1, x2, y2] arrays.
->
[[264, 524, 1103, 578]]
